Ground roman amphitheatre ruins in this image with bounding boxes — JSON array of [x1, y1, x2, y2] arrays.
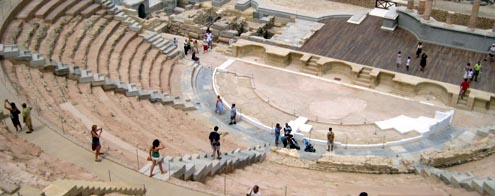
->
[[0, 0, 495, 195]]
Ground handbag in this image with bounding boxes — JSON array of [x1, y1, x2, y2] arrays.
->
[[147, 156, 152, 161]]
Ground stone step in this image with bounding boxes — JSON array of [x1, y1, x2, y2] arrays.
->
[[45, 0, 78, 23], [17, 0, 46, 19], [154, 23, 168, 32], [35, 0, 64, 19], [66, 0, 93, 16], [301, 67, 319, 76], [81, 4, 101, 17], [353, 79, 370, 88]]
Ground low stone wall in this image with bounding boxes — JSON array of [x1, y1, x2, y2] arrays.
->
[[327, 0, 375, 8], [431, 9, 494, 30], [230, 39, 495, 112], [270, 148, 408, 174], [420, 135, 495, 168]]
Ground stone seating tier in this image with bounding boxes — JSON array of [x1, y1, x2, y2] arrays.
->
[[0, 45, 197, 111]]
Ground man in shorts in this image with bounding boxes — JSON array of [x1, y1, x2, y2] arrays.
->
[[209, 126, 221, 159], [327, 127, 335, 152]]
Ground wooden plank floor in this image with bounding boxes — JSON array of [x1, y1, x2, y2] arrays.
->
[[300, 16, 494, 93]]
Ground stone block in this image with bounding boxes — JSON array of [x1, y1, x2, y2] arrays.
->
[[476, 129, 490, 137], [184, 163, 195, 181], [129, 22, 142, 32], [125, 84, 140, 97], [212, 0, 230, 7], [161, 95, 175, 105], [115, 81, 130, 94], [79, 69, 94, 83], [1, 45, 19, 58], [149, 91, 163, 103], [483, 180, 495, 196], [212, 21, 229, 31], [54, 63, 70, 76], [91, 74, 106, 87], [67, 66, 82, 80], [137, 89, 153, 100], [460, 178, 474, 191], [41, 60, 57, 73], [439, 172, 452, 184], [15, 50, 32, 61], [29, 53, 46, 68], [220, 30, 238, 38], [451, 173, 473, 188], [192, 161, 212, 181], [209, 159, 225, 176], [185, 4, 192, 10], [102, 78, 119, 91], [172, 97, 185, 109], [472, 178, 485, 194], [168, 162, 186, 179], [235, 0, 251, 11], [191, 154, 200, 159], [0, 181, 20, 194]]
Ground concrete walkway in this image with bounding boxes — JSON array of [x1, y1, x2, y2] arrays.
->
[[21, 118, 212, 196]]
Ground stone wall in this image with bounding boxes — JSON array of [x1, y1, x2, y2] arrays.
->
[[420, 135, 495, 168], [230, 39, 495, 112], [327, 0, 375, 8], [270, 148, 409, 174], [431, 9, 495, 30], [327, 0, 495, 29]]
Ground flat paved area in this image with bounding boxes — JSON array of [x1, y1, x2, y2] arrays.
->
[[300, 16, 495, 93]]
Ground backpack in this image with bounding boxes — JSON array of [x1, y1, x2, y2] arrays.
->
[[304, 143, 316, 153]]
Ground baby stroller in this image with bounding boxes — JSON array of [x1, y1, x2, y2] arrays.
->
[[303, 138, 316, 153], [285, 134, 300, 150]]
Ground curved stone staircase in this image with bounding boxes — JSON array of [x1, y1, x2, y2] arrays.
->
[[139, 144, 269, 182], [42, 180, 146, 196], [415, 165, 495, 195]]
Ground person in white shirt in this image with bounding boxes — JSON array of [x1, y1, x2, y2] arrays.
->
[[246, 185, 261, 196], [406, 56, 411, 71]]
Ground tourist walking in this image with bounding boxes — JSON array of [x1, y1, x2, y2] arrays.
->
[[91, 125, 103, 162], [183, 39, 189, 55], [406, 56, 411, 71], [209, 126, 222, 159], [191, 43, 199, 62], [246, 185, 261, 196], [415, 42, 423, 58], [215, 95, 224, 114], [193, 39, 199, 52], [473, 61, 482, 82], [21, 103, 33, 133], [173, 37, 178, 48], [283, 123, 292, 136], [149, 139, 166, 177], [327, 127, 335, 152], [206, 30, 213, 50], [229, 104, 237, 125], [4, 99, 21, 132], [203, 38, 208, 53], [419, 53, 427, 72], [274, 123, 281, 146], [467, 69, 474, 81], [396, 51, 402, 68], [459, 79, 470, 100], [488, 43, 495, 62]]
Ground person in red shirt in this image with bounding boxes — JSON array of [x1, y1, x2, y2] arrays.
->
[[459, 79, 470, 100]]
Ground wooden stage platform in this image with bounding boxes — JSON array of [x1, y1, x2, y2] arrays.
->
[[300, 16, 494, 93]]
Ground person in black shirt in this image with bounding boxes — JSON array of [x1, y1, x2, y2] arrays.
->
[[4, 99, 22, 132], [209, 126, 221, 159]]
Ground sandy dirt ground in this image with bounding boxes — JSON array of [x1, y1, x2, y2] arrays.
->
[[0, 125, 97, 190]]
